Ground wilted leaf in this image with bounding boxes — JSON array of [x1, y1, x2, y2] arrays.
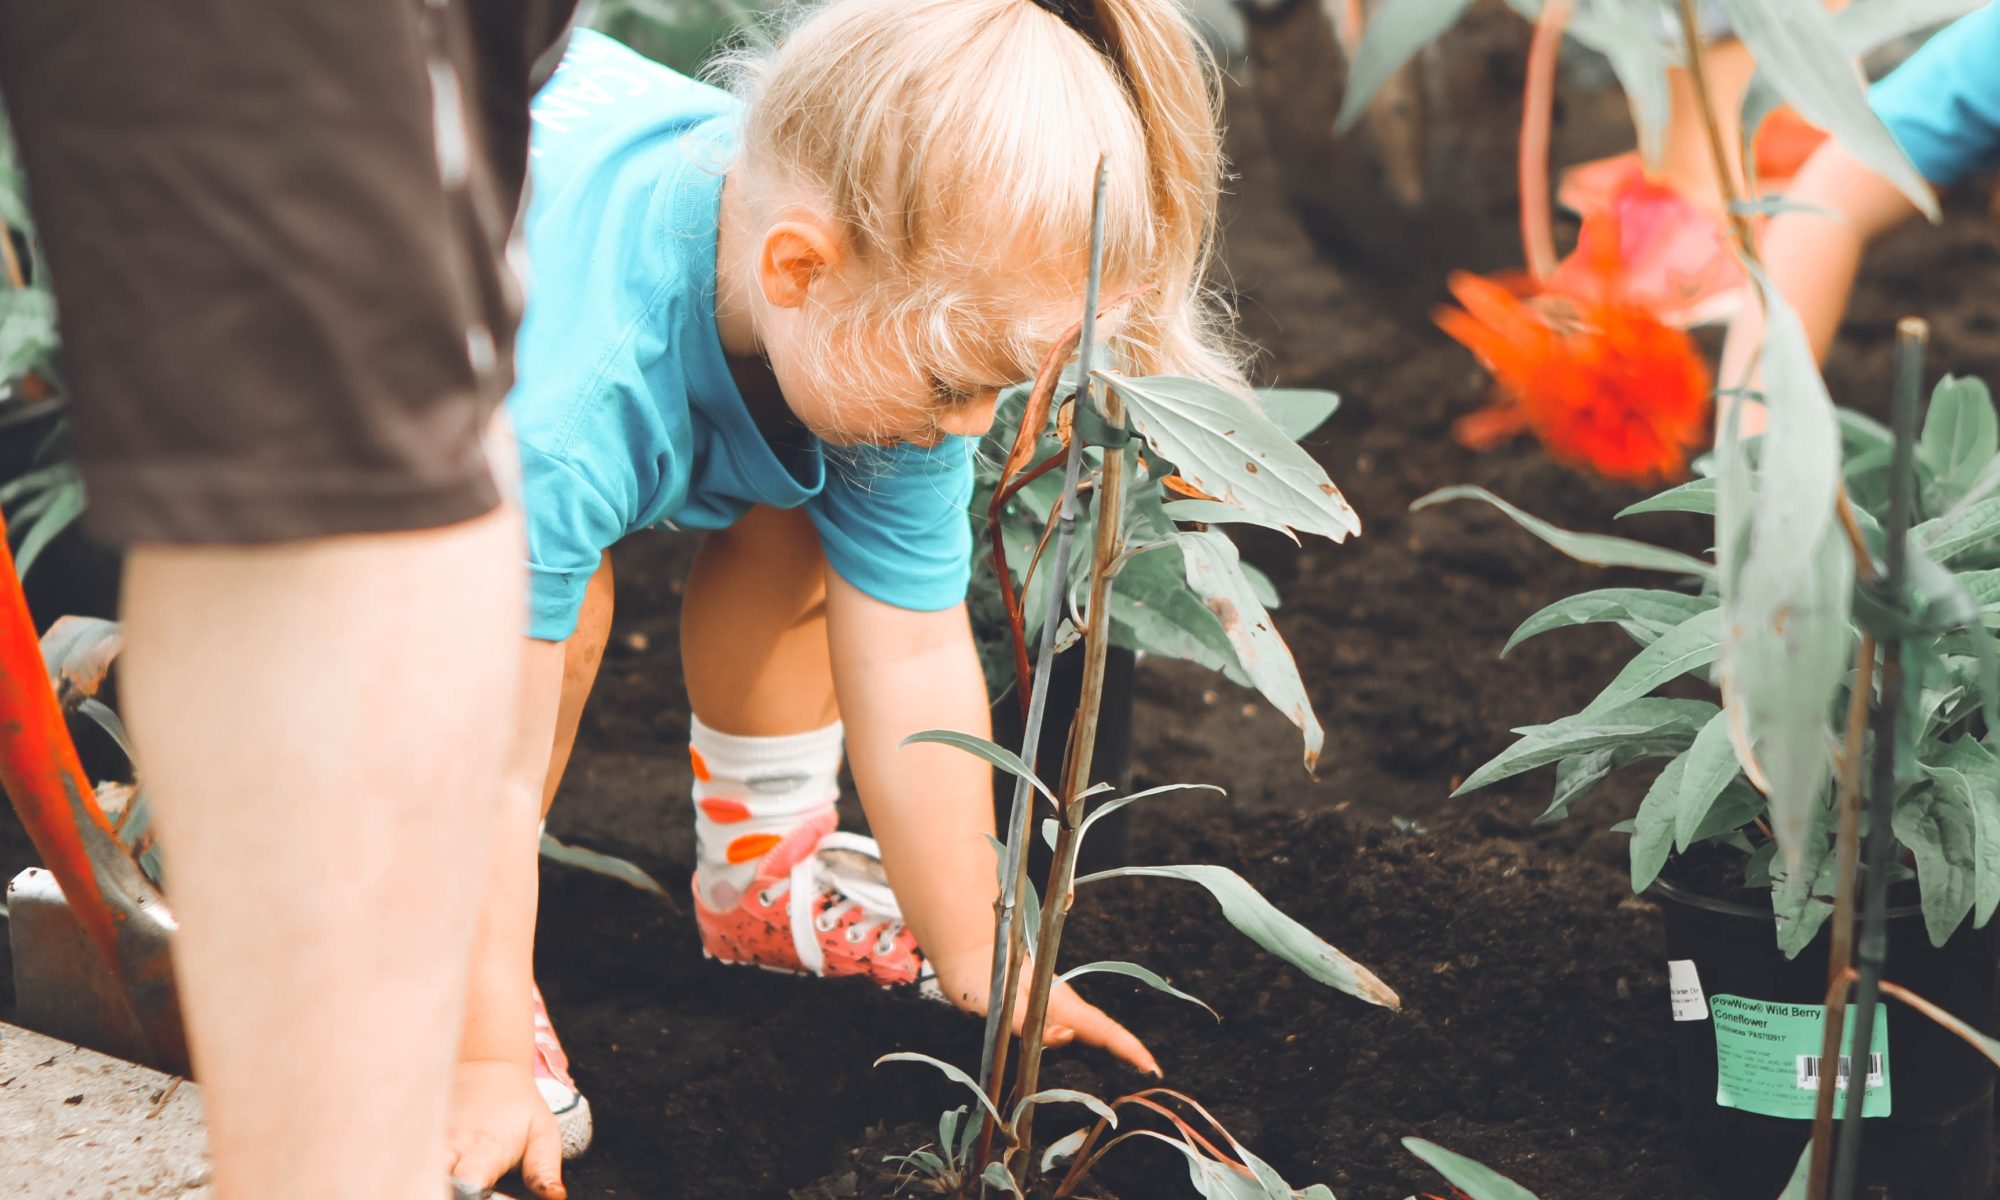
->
[[1076, 863, 1398, 1008], [1178, 529, 1323, 770], [39, 615, 123, 701], [1042, 1128, 1090, 1174], [537, 831, 667, 896], [1104, 371, 1359, 544], [1412, 486, 1715, 579], [1455, 698, 1717, 796], [1334, 0, 1477, 133], [1502, 588, 1715, 656], [1402, 1138, 1541, 1200]]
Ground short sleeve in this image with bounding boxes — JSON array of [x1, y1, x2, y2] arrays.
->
[[805, 437, 976, 611], [1870, 5, 2000, 187], [520, 444, 630, 640]]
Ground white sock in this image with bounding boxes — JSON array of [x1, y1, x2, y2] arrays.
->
[[689, 715, 842, 911]]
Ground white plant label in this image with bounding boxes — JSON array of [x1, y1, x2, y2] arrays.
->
[[1669, 959, 1709, 1021]]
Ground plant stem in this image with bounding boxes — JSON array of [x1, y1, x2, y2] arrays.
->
[[975, 156, 1113, 1173], [1832, 317, 1926, 1200], [1518, 0, 1570, 282], [1675, 0, 1758, 260], [1010, 376, 1128, 1185], [0, 229, 24, 290]]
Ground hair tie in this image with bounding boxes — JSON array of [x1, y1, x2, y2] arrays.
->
[[1030, 0, 1106, 46]]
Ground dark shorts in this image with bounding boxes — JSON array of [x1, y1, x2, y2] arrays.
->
[[0, 0, 575, 543]]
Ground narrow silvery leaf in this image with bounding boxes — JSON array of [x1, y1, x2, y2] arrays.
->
[[1105, 371, 1360, 543], [1178, 529, 1324, 771], [1334, 0, 1477, 133], [1402, 1138, 1542, 1200], [1718, 0, 1939, 219], [1042, 1128, 1090, 1174], [1579, 609, 1722, 716], [1080, 783, 1225, 839], [903, 729, 1056, 807], [1631, 752, 1691, 892], [1894, 784, 1979, 946], [1413, 487, 1715, 578], [1676, 712, 1745, 851], [1618, 477, 1717, 519], [1455, 698, 1717, 796], [1011, 1089, 1118, 1131], [980, 1162, 1025, 1196], [1775, 1143, 1811, 1200], [875, 1053, 1004, 1126], [1117, 1130, 1270, 1200], [1076, 863, 1398, 1008], [1829, 0, 1983, 54], [1502, 588, 1715, 656], [538, 831, 668, 896], [1059, 959, 1220, 1021]]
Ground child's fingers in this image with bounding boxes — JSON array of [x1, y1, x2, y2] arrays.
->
[[521, 1115, 569, 1200], [1048, 987, 1161, 1077], [446, 1135, 511, 1197]]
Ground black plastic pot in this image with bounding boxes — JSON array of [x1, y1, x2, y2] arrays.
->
[[1654, 876, 2000, 1199], [988, 645, 1135, 887]]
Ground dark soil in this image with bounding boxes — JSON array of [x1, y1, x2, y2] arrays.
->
[[7, 20, 2000, 1200]]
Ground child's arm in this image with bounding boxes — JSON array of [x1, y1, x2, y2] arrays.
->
[[1716, 141, 1919, 415], [447, 635, 569, 1200], [825, 572, 1160, 1075]]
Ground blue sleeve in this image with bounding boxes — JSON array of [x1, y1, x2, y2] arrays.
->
[[1870, 5, 2000, 187], [806, 438, 976, 612], [520, 445, 630, 641]]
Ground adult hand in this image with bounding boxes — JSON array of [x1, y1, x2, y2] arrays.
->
[[929, 944, 1161, 1077], [446, 1059, 566, 1200]]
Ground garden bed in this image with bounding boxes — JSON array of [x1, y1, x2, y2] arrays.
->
[[5, 65, 2000, 1200]]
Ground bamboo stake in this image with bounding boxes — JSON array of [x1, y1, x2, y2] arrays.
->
[[1830, 318, 1925, 1200], [975, 155, 1113, 1171]]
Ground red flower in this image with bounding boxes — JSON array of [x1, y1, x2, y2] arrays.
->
[[1435, 265, 1712, 485]]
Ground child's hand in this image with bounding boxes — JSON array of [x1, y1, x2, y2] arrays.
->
[[929, 945, 1162, 1077], [446, 1059, 567, 1200]]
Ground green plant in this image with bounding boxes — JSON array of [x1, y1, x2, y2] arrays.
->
[[887, 161, 1391, 1200], [0, 99, 82, 580]]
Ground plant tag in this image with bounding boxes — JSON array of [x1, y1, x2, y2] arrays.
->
[[1711, 994, 1891, 1120], [1667, 959, 1708, 1021]]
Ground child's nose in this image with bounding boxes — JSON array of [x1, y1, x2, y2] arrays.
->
[[933, 390, 1000, 440]]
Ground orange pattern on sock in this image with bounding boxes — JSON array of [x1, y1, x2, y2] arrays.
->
[[689, 746, 712, 782], [699, 797, 751, 823], [725, 832, 784, 864]]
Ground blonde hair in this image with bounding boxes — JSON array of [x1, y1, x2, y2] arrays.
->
[[712, 0, 1245, 402]]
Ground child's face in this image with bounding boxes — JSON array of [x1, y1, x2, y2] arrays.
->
[[750, 216, 1090, 449]]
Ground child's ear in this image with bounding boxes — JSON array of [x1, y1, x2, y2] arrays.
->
[[756, 214, 844, 309]]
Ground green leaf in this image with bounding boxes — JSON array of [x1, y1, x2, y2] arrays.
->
[[1921, 739, 2000, 928], [1618, 477, 1717, 519], [1920, 376, 1998, 508], [1333, 0, 1477, 133], [904, 729, 1056, 807], [1454, 698, 1718, 796], [1109, 543, 1245, 679], [0, 288, 57, 381], [1102, 371, 1360, 543], [1913, 495, 2000, 563], [537, 831, 668, 896], [1689, 781, 1767, 848], [1059, 959, 1219, 1021], [1894, 783, 1979, 947], [1775, 1143, 1811, 1200], [1042, 1128, 1090, 1174], [1579, 609, 1721, 716], [1075, 863, 1398, 1008], [1829, 0, 1985, 55], [1541, 743, 1666, 825], [875, 1052, 1005, 1128], [1772, 801, 1840, 958], [1719, 0, 1938, 220], [1012, 1088, 1118, 1131], [1631, 752, 1690, 892], [12, 477, 82, 578], [1412, 486, 1715, 579], [1255, 388, 1341, 441], [980, 1161, 1025, 1196], [1401, 1138, 1541, 1200], [1502, 588, 1715, 657], [1115, 1130, 1270, 1200], [1079, 782, 1225, 840], [1177, 529, 1323, 771], [1676, 712, 1746, 851]]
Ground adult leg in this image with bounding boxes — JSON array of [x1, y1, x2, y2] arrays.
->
[[122, 512, 524, 1200]]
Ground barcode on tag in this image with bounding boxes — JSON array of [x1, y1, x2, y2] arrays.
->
[[1795, 1053, 1885, 1091]]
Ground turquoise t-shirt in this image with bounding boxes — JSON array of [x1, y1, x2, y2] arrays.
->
[[510, 30, 975, 641], [1870, 4, 2000, 187]]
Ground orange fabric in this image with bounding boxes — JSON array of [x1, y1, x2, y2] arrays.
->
[[699, 797, 752, 824], [725, 832, 785, 864], [689, 746, 711, 782]]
